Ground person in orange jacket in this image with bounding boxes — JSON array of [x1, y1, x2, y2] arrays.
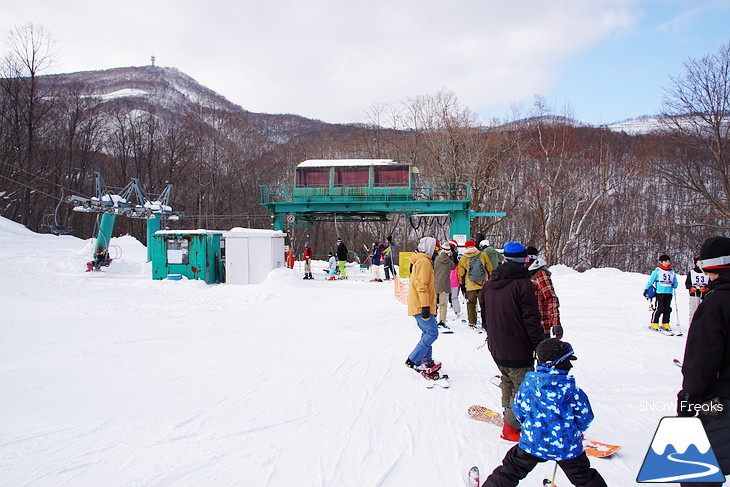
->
[[405, 236, 442, 376]]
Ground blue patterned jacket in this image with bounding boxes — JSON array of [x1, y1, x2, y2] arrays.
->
[[512, 366, 594, 461]]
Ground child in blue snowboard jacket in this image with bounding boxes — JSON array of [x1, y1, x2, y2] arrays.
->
[[643, 254, 678, 331], [481, 339, 606, 487]]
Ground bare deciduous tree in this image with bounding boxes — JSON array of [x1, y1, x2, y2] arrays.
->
[[660, 41, 730, 223]]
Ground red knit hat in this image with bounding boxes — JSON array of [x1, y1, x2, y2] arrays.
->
[[447, 239, 458, 248], [465, 240, 476, 248]]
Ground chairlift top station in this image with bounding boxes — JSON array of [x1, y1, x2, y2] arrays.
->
[[259, 159, 505, 237]]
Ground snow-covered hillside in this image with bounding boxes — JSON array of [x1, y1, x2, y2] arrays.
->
[[0, 216, 698, 486]]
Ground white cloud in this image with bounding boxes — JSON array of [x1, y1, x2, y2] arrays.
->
[[1, 0, 637, 123]]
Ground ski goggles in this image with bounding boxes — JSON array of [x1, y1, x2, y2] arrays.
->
[[538, 344, 577, 368], [698, 255, 730, 271]]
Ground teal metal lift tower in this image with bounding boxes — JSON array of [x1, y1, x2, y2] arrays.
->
[[67, 172, 181, 263], [259, 159, 504, 237]]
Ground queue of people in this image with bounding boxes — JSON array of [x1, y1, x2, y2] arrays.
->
[[287, 231, 730, 487]]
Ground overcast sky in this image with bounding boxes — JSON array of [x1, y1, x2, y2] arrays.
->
[[3, 0, 729, 125]]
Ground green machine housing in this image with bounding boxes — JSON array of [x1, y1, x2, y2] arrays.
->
[[150, 230, 224, 284]]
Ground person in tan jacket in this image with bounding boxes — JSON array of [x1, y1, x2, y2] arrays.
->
[[458, 240, 493, 330], [405, 236, 442, 375]]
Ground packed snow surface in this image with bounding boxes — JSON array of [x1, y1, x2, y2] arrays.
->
[[0, 216, 701, 486]]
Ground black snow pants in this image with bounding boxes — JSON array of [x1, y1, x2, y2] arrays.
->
[[681, 399, 730, 487], [651, 293, 673, 324], [482, 445, 607, 487]]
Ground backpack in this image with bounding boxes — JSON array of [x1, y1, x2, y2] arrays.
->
[[468, 254, 487, 282]]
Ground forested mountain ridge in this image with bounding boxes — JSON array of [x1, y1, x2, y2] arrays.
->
[[2, 53, 728, 273]]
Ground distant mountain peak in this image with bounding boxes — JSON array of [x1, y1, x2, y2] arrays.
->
[[39, 65, 359, 147]]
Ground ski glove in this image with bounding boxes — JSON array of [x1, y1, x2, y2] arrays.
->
[[421, 307, 431, 319], [551, 325, 564, 339], [676, 390, 701, 417]]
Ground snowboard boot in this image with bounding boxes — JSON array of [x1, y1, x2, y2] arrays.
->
[[405, 358, 442, 375], [421, 370, 441, 380], [327, 276, 336, 281], [662, 323, 672, 331], [500, 422, 521, 442], [420, 359, 442, 374], [650, 322, 660, 330]]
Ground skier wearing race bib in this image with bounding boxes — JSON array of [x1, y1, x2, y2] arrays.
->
[[644, 254, 678, 332], [685, 254, 711, 323]]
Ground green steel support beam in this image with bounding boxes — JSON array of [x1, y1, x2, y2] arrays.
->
[[146, 215, 161, 262], [95, 213, 116, 254], [471, 212, 507, 217], [449, 210, 471, 238], [262, 200, 470, 215]]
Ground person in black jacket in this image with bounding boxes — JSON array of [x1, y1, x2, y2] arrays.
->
[[482, 241, 544, 442], [336, 238, 348, 279], [677, 236, 730, 487]]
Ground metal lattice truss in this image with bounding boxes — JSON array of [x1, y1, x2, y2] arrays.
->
[[67, 172, 181, 220]]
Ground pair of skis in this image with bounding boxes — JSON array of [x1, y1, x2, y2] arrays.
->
[[461, 319, 485, 334], [647, 325, 683, 337]]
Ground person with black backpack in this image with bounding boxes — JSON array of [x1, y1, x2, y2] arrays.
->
[[458, 240, 493, 331]]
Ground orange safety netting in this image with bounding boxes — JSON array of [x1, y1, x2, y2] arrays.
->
[[394, 274, 409, 304]]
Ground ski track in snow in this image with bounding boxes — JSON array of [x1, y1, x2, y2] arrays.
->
[[0, 219, 701, 486]]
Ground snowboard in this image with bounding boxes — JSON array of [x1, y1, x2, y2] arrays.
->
[[467, 405, 621, 458], [425, 373, 450, 388], [467, 465, 480, 487], [438, 323, 454, 334]]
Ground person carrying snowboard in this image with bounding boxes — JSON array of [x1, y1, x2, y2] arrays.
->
[[643, 254, 678, 332], [481, 338, 607, 487], [405, 236, 441, 377]]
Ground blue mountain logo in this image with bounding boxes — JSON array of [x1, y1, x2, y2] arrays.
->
[[637, 417, 725, 483]]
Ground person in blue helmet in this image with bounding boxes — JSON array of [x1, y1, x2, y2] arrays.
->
[[481, 338, 607, 487]]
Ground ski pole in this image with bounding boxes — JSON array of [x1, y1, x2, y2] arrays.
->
[[673, 289, 683, 335], [543, 462, 558, 487]]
